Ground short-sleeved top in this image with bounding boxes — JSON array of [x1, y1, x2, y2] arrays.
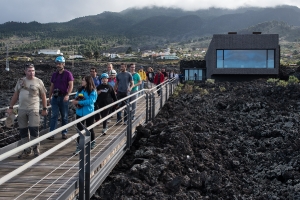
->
[[131, 73, 141, 92], [116, 72, 133, 93], [51, 70, 74, 94], [92, 76, 101, 87], [15, 77, 47, 111]]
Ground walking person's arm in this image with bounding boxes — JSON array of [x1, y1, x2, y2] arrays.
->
[[64, 81, 73, 102], [7, 91, 19, 115], [41, 93, 48, 116]]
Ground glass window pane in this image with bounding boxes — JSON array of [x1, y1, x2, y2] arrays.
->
[[267, 50, 274, 68], [217, 50, 223, 68], [222, 50, 267, 68]]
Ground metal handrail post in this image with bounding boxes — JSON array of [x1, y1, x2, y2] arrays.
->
[[75, 123, 86, 200], [48, 108, 52, 128], [160, 86, 163, 110], [126, 103, 131, 149], [145, 92, 149, 123], [152, 92, 155, 121], [82, 123, 91, 200], [43, 114, 47, 129], [165, 83, 168, 103]]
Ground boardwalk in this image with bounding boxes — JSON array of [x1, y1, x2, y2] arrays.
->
[[0, 81, 175, 200]]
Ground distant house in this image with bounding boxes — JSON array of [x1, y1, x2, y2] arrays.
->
[[205, 32, 280, 80], [156, 55, 179, 60], [69, 55, 84, 60], [38, 49, 62, 55], [181, 32, 280, 81]]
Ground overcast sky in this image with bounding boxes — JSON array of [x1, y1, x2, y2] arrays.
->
[[1, 0, 299, 24]]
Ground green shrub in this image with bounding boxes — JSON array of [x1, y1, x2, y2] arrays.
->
[[288, 75, 299, 84], [219, 86, 226, 92], [277, 80, 288, 87], [267, 78, 279, 83], [186, 80, 194, 85], [206, 79, 215, 84]]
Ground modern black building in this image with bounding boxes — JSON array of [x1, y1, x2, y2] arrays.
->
[[180, 33, 280, 81], [205, 32, 280, 80]]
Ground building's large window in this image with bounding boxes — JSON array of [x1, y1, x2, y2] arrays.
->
[[217, 50, 275, 68], [184, 69, 203, 81]]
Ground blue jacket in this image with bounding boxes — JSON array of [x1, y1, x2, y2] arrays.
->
[[75, 89, 97, 117]]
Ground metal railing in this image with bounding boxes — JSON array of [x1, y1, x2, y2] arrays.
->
[[0, 78, 177, 199]]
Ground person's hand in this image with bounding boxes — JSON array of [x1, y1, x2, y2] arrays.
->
[[72, 100, 78, 106], [6, 108, 13, 115], [63, 95, 69, 102], [97, 90, 101, 95], [41, 110, 48, 116]]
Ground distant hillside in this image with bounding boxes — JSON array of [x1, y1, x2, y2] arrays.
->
[[0, 5, 300, 41]]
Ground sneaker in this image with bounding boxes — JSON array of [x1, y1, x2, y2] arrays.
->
[[33, 147, 40, 157], [62, 134, 68, 139], [123, 121, 128, 125], [91, 141, 96, 149], [47, 136, 55, 140], [132, 117, 135, 121], [102, 128, 107, 135], [73, 146, 80, 155], [107, 119, 111, 124], [18, 148, 32, 159]]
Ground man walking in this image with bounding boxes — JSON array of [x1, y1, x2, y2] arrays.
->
[[48, 56, 74, 140], [138, 66, 146, 96], [129, 64, 142, 121], [114, 63, 133, 125], [7, 64, 48, 158]]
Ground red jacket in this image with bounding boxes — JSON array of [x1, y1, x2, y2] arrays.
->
[[154, 72, 164, 85]]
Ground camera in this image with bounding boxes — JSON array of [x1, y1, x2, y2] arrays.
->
[[53, 88, 60, 97]]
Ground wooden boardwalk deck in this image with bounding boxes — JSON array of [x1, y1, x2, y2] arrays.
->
[[0, 93, 165, 200]]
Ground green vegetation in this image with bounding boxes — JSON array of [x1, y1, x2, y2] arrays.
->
[[219, 86, 226, 92], [288, 75, 299, 84], [205, 79, 215, 84]]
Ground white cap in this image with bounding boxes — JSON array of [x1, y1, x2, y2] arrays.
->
[[110, 70, 117, 75]]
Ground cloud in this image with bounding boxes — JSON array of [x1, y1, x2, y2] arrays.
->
[[0, 0, 299, 24]]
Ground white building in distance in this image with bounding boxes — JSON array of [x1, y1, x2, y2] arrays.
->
[[38, 49, 63, 55]]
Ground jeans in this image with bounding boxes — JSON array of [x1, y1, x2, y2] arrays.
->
[[117, 92, 128, 122], [130, 90, 137, 120], [76, 115, 95, 144], [50, 96, 69, 135]]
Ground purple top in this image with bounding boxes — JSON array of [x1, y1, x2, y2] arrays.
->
[[51, 70, 74, 94]]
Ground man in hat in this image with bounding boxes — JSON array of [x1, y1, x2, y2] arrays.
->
[[7, 64, 48, 158]]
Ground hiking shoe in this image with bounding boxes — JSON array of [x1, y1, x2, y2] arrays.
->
[[62, 134, 68, 139], [91, 141, 96, 149], [33, 148, 40, 157], [73, 146, 80, 155], [47, 136, 55, 140], [18, 148, 32, 159], [102, 128, 107, 135]]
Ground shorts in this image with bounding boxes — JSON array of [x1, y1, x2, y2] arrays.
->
[[18, 109, 40, 128]]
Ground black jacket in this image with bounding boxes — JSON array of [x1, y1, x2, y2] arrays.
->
[[96, 84, 117, 107]]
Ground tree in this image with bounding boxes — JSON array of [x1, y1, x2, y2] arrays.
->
[[126, 47, 132, 54], [84, 51, 93, 59], [94, 51, 99, 61]]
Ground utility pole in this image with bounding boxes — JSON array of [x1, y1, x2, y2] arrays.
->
[[5, 44, 9, 71]]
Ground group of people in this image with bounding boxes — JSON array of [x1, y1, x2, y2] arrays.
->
[[8, 56, 175, 157]]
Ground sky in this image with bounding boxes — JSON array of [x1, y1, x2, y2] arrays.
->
[[1, 0, 300, 24]]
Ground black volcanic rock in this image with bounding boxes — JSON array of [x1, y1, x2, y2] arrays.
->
[[93, 76, 300, 199]]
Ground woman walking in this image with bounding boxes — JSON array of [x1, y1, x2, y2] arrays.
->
[[72, 76, 97, 154]]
